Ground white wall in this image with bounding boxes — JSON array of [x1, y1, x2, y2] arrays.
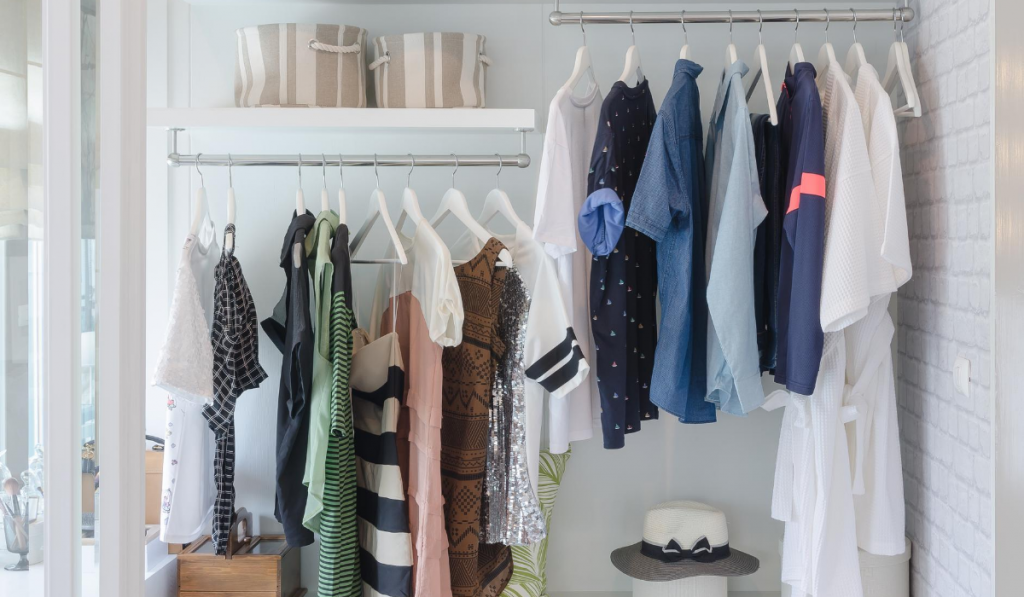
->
[[147, 2, 900, 594], [895, 1, 994, 596]]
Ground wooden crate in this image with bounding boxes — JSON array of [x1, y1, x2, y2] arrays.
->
[[177, 509, 303, 597]]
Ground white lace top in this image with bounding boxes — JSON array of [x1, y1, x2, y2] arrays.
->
[[153, 222, 218, 404]]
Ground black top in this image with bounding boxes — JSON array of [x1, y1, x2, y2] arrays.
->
[[750, 113, 786, 373], [587, 79, 659, 449], [261, 211, 317, 548]]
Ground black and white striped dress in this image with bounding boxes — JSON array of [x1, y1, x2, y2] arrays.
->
[[350, 329, 413, 597]]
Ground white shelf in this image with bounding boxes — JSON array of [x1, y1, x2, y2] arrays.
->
[[147, 107, 534, 132]]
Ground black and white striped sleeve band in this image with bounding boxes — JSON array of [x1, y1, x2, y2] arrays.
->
[[525, 327, 589, 398]]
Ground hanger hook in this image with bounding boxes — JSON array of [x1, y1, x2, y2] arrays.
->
[[407, 154, 415, 187], [321, 153, 327, 189], [758, 10, 763, 45], [297, 153, 302, 187], [899, 10, 906, 43], [680, 10, 688, 39], [580, 11, 586, 45], [195, 153, 204, 187], [629, 11, 635, 45], [794, 9, 800, 42], [451, 154, 459, 187], [851, 9, 858, 44], [729, 10, 733, 42], [227, 153, 233, 188], [824, 8, 830, 44], [373, 154, 380, 188], [338, 154, 344, 189], [893, 8, 899, 41], [495, 153, 502, 186]]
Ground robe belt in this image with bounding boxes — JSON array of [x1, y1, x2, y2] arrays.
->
[[843, 313, 896, 496], [763, 389, 858, 524]]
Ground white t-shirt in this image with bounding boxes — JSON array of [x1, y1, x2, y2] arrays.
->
[[453, 221, 590, 495], [152, 220, 218, 543], [532, 85, 602, 447]]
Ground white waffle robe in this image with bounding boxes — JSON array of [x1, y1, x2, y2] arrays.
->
[[843, 63, 913, 557]]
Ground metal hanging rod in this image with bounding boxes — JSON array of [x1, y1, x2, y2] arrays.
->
[[167, 153, 530, 169], [550, 7, 915, 26]]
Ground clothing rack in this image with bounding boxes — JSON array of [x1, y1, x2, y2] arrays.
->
[[167, 153, 531, 169], [549, 7, 916, 27], [165, 127, 531, 169]]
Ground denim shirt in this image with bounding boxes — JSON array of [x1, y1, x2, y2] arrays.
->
[[626, 59, 714, 424], [704, 60, 767, 416]]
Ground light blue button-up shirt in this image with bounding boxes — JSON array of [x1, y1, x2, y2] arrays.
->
[[704, 60, 768, 415]]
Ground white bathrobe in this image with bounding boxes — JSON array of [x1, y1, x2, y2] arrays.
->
[[843, 63, 913, 557], [767, 57, 879, 597]]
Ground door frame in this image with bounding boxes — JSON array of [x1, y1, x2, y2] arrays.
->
[[42, 0, 148, 595]]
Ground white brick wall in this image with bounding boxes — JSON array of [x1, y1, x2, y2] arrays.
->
[[897, 1, 992, 596]]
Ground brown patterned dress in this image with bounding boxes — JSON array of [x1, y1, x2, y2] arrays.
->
[[441, 238, 513, 597]]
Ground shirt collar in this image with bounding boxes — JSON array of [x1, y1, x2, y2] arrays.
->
[[711, 59, 749, 121], [674, 58, 703, 79], [784, 61, 818, 96]]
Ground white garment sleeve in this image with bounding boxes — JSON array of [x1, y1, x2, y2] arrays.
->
[[533, 105, 579, 260], [424, 233, 464, 347], [820, 89, 874, 333], [523, 254, 589, 399]]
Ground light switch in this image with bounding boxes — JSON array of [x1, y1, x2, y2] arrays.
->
[[954, 355, 971, 397]]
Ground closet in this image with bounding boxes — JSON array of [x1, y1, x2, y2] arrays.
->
[[141, 3, 918, 596]]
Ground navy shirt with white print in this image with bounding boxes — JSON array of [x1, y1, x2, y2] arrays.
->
[[581, 79, 659, 449]]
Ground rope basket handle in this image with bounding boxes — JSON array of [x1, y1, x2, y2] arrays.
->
[[308, 38, 362, 54], [368, 50, 493, 71]]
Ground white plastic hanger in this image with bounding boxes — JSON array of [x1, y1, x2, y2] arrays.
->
[[430, 155, 512, 266], [225, 154, 236, 251], [679, 11, 690, 60], [745, 11, 779, 125], [816, 9, 838, 75], [319, 154, 331, 213], [882, 9, 921, 118], [349, 154, 409, 265], [394, 155, 426, 233], [295, 153, 306, 215], [336, 154, 347, 225], [724, 10, 739, 66], [189, 153, 209, 237], [788, 10, 806, 68], [844, 9, 869, 79], [478, 156, 525, 233], [562, 13, 598, 97], [617, 12, 644, 84]]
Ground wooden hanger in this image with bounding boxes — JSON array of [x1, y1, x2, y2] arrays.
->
[[745, 10, 779, 126], [678, 11, 690, 60], [843, 9, 870, 80], [349, 154, 409, 265], [319, 154, 331, 213], [430, 155, 512, 266], [225, 154, 236, 251], [563, 13, 598, 97], [617, 11, 644, 84], [394, 155, 426, 234], [724, 10, 739, 66], [336, 154, 347, 225], [882, 9, 921, 118], [295, 153, 305, 215], [189, 153, 209, 237], [788, 9, 807, 68], [478, 156, 525, 233], [816, 9, 838, 75]]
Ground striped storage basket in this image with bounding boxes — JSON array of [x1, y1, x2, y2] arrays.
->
[[370, 33, 491, 108], [235, 23, 368, 108]]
